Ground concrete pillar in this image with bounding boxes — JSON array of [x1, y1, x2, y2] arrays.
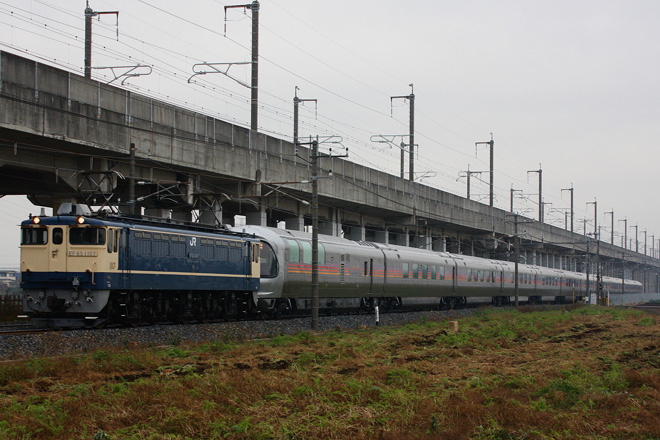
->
[[348, 225, 366, 241], [414, 235, 432, 250], [319, 221, 341, 237], [246, 211, 267, 226], [395, 231, 409, 247], [374, 230, 388, 244], [285, 216, 304, 231], [433, 236, 447, 252]]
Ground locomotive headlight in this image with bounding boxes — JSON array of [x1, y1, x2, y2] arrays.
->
[[77, 216, 85, 224], [32, 216, 41, 224]]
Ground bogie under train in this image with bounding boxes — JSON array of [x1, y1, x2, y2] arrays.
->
[[19, 205, 642, 328]]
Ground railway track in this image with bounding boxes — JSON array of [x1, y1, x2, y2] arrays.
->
[[0, 322, 41, 335], [628, 302, 660, 314]]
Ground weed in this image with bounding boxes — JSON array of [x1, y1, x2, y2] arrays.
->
[[165, 347, 189, 358], [169, 333, 183, 346], [638, 317, 656, 327], [385, 368, 414, 387], [200, 340, 235, 353]]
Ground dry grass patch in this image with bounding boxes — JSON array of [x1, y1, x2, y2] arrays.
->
[[2, 306, 660, 439]]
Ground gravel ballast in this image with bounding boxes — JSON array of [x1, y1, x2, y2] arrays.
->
[[0, 309, 475, 359]]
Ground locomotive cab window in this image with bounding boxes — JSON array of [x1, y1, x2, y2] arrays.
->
[[52, 228, 63, 245], [21, 227, 48, 245], [69, 227, 106, 246], [260, 242, 278, 278]]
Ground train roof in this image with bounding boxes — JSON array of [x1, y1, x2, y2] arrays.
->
[[21, 214, 258, 240]]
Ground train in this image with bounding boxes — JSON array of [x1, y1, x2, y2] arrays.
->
[[19, 204, 643, 328]]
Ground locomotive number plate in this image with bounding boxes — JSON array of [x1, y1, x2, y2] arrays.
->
[[68, 250, 98, 257]]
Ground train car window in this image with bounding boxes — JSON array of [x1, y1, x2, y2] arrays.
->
[[421, 264, 427, 279], [412, 264, 419, 279], [107, 230, 114, 253], [134, 232, 144, 239], [438, 266, 445, 280], [402, 262, 409, 278], [52, 228, 63, 245], [301, 241, 313, 264], [259, 243, 278, 278], [287, 240, 300, 263], [252, 243, 260, 263], [69, 227, 106, 245], [143, 233, 152, 239], [113, 230, 119, 253], [431, 265, 436, 280], [364, 261, 368, 276], [154, 234, 162, 240], [318, 244, 326, 265], [21, 227, 47, 245]]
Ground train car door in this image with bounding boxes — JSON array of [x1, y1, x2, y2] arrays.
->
[[48, 226, 67, 276], [120, 229, 130, 290], [251, 242, 261, 279], [368, 259, 374, 293]]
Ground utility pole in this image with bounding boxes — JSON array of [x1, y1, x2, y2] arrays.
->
[[293, 87, 317, 148], [128, 143, 136, 215], [514, 215, 519, 307], [84, 1, 119, 79], [561, 186, 574, 233], [631, 224, 639, 253], [224, 1, 260, 132], [464, 165, 482, 200], [586, 238, 590, 299], [586, 199, 597, 237], [391, 84, 415, 181], [604, 209, 614, 245], [527, 166, 542, 222], [475, 134, 494, 207], [510, 187, 523, 213], [298, 136, 347, 331], [619, 218, 628, 250], [311, 138, 319, 331], [642, 230, 647, 256]]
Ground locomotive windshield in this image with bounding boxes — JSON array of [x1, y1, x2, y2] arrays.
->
[[69, 227, 106, 246], [260, 242, 279, 278], [21, 227, 47, 245]]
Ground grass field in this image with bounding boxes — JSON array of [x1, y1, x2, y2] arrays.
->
[[1, 305, 660, 439]]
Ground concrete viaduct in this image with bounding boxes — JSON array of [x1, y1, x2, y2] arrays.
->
[[1, 51, 658, 292]]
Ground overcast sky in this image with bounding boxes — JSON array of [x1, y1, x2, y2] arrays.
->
[[1, 0, 659, 268]]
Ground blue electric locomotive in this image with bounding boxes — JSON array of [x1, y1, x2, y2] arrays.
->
[[20, 204, 261, 328]]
